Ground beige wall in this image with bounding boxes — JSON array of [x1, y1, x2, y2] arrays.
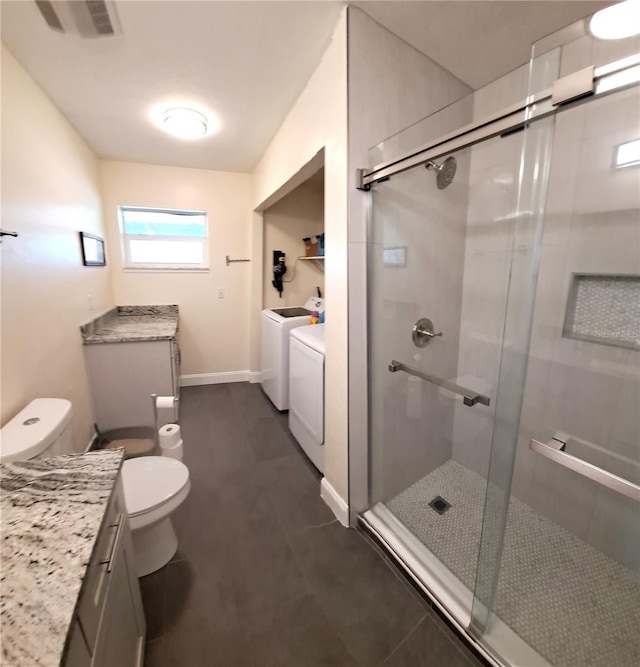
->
[[99, 161, 252, 382], [1, 46, 114, 451], [263, 177, 324, 310], [252, 10, 349, 503]]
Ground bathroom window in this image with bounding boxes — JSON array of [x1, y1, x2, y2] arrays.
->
[[118, 206, 208, 270]]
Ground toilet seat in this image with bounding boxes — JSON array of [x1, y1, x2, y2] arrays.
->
[[121, 456, 191, 576], [122, 456, 189, 519]]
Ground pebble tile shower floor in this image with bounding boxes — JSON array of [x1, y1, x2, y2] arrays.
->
[[387, 460, 640, 667], [141, 384, 480, 667]]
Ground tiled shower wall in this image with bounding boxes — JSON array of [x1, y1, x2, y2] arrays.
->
[[449, 53, 639, 572], [347, 7, 472, 507], [450, 127, 524, 476], [451, 65, 529, 477], [511, 84, 640, 573], [371, 64, 530, 500], [450, 55, 561, 477], [369, 148, 471, 501]]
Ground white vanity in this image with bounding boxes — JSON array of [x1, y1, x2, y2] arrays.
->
[[81, 305, 180, 430]]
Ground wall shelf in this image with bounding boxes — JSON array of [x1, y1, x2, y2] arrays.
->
[[299, 256, 325, 271]]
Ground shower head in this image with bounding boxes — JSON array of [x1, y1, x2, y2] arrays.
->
[[425, 156, 457, 189]]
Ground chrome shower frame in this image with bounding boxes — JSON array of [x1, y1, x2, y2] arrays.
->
[[356, 55, 640, 191]]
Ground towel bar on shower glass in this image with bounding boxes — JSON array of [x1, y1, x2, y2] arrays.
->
[[530, 437, 640, 502], [388, 360, 491, 407]]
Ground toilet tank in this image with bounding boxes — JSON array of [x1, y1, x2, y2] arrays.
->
[[0, 399, 73, 464]]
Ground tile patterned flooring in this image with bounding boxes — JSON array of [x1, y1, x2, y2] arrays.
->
[[142, 383, 480, 667], [388, 460, 640, 667]]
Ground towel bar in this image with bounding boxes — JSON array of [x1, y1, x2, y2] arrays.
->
[[388, 360, 490, 407], [530, 437, 640, 502]]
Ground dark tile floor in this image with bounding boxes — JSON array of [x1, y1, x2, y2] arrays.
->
[[142, 383, 480, 667]]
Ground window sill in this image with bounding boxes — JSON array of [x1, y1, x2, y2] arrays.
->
[[123, 267, 210, 274]]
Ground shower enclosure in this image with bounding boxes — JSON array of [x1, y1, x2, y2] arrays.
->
[[359, 13, 639, 667]]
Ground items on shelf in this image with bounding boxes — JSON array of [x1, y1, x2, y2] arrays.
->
[[302, 233, 325, 257]]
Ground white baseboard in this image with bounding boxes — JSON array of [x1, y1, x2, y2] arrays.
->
[[249, 371, 262, 384], [321, 478, 349, 527], [180, 371, 250, 387]]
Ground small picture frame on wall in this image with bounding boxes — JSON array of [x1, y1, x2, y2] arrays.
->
[[79, 232, 106, 266]]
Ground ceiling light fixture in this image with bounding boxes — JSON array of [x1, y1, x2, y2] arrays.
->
[[161, 107, 208, 139], [589, 0, 640, 40]]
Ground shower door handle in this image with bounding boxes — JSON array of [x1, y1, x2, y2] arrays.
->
[[388, 360, 490, 407], [530, 438, 640, 502]]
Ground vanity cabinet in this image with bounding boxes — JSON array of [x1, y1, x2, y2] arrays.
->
[[65, 623, 92, 666], [91, 529, 144, 667], [84, 338, 180, 431], [65, 479, 146, 667]]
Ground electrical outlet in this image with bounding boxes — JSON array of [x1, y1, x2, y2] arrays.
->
[[217, 287, 224, 299], [87, 294, 93, 311]]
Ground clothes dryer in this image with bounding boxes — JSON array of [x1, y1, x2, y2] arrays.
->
[[289, 324, 325, 472]]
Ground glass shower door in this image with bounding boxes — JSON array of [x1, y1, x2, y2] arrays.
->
[[475, 25, 640, 667], [365, 13, 639, 665], [367, 110, 530, 626]]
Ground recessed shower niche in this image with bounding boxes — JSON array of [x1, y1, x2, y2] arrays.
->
[[563, 274, 640, 350]]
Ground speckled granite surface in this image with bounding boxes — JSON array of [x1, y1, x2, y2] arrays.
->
[[0, 450, 124, 666], [81, 305, 179, 344]]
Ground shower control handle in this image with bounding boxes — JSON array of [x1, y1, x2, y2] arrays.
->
[[412, 318, 442, 348]]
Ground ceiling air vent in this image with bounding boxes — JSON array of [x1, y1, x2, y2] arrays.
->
[[35, 0, 121, 38]]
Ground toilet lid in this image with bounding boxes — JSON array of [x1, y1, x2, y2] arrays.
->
[[122, 457, 189, 517]]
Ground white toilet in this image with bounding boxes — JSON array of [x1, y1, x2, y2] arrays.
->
[[0, 398, 191, 578], [0, 398, 74, 463], [121, 456, 190, 577]]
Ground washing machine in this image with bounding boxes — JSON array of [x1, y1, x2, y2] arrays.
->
[[260, 297, 324, 411], [289, 324, 325, 472]]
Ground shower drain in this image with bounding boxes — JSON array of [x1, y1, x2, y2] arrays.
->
[[429, 495, 451, 515]]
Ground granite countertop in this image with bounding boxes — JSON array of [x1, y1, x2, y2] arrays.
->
[[81, 305, 179, 344], [0, 449, 124, 666]]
